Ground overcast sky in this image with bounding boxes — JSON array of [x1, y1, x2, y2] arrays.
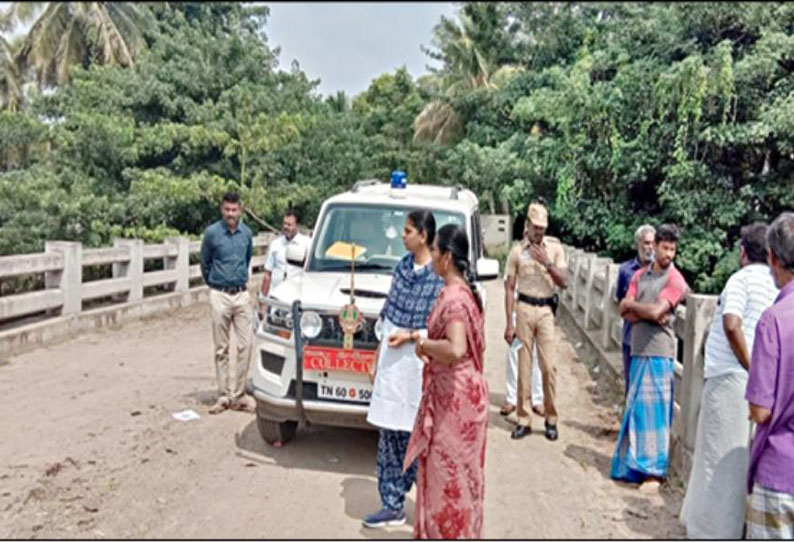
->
[[1, 2, 458, 98], [265, 2, 457, 97]]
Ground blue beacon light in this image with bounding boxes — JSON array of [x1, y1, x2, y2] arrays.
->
[[390, 170, 407, 198]]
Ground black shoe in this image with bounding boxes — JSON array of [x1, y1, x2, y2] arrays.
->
[[544, 421, 558, 441], [511, 425, 531, 439]]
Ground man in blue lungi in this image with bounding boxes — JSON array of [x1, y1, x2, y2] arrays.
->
[[611, 224, 689, 492]]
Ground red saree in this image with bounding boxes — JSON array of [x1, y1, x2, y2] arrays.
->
[[403, 283, 489, 539]]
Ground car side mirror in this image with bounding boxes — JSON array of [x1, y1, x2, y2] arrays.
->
[[286, 244, 307, 267], [475, 258, 499, 281]]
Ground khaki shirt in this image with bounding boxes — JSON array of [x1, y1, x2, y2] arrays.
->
[[506, 237, 566, 298]]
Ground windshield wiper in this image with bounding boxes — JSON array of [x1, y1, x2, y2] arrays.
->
[[354, 262, 394, 271], [315, 262, 393, 272]]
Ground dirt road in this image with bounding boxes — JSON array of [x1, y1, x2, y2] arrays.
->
[[0, 280, 685, 538]]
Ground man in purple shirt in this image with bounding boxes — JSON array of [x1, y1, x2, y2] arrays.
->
[[616, 224, 655, 397], [745, 212, 794, 539]]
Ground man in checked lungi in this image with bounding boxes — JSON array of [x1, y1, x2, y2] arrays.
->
[[610, 224, 689, 492], [745, 212, 794, 539]]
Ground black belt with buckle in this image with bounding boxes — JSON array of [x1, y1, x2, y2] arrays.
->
[[518, 293, 559, 316], [212, 285, 246, 294], [518, 293, 554, 307]]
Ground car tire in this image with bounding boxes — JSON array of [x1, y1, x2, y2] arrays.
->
[[256, 415, 297, 445]]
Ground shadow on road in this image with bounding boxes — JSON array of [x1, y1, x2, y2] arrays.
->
[[563, 445, 685, 539], [488, 390, 507, 409], [563, 419, 619, 442], [563, 443, 613, 480], [234, 419, 379, 477], [621, 492, 686, 539], [183, 389, 217, 407], [340, 477, 414, 539], [487, 408, 516, 434]]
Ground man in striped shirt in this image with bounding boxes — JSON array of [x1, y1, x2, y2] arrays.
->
[[680, 223, 778, 539]]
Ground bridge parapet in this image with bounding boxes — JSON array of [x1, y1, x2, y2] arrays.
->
[[560, 244, 717, 484], [1, 233, 274, 357]]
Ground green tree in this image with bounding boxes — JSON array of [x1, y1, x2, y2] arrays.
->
[[5, 2, 152, 88], [0, 35, 22, 111], [414, 5, 522, 145]]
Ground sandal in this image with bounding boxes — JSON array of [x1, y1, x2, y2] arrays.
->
[[209, 396, 230, 415], [500, 404, 516, 416], [230, 397, 255, 413]]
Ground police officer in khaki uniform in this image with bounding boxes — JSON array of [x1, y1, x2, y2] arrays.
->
[[504, 202, 568, 440]]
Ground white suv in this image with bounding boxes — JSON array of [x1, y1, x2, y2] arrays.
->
[[247, 180, 499, 444]]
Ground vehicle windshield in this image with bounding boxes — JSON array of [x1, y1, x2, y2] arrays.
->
[[308, 204, 466, 273]]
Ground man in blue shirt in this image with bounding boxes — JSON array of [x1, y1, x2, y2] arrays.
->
[[616, 224, 655, 397], [200, 191, 254, 414]]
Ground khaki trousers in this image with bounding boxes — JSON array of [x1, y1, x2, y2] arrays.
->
[[209, 289, 253, 402], [515, 303, 558, 426]]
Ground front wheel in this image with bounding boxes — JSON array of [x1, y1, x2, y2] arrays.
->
[[256, 414, 297, 445]]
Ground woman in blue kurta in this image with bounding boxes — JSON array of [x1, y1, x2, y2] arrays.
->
[[363, 209, 444, 529]]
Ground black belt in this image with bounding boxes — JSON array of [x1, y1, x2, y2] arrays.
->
[[518, 293, 554, 307], [212, 285, 246, 294]]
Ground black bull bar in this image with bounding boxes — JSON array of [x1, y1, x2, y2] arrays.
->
[[290, 299, 308, 429]]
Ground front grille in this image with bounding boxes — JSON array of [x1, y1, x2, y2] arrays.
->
[[305, 315, 379, 350], [261, 351, 286, 374]]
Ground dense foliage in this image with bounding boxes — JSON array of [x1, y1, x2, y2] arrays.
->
[[2, 2, 794, 293]]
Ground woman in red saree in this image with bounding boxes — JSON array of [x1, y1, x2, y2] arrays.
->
[[403, 224, 489, 539]]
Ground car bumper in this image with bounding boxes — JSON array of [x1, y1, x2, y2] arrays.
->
[[247, 378, 374, 431]]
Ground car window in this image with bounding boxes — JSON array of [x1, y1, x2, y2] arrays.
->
[[308, 204, 465, 272]]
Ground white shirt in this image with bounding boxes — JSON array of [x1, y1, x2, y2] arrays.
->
[[366, 317, 427, 432], [264, 233, 312, 290], [703, 263, 778, 379]]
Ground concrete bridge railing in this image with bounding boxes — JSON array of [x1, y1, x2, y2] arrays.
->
[[559, 244, 718, 483], [0, 233, 274, 357]]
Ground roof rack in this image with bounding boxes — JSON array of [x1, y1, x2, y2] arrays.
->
[[351, 179, 382, 193], [450, 184, 464, 200]]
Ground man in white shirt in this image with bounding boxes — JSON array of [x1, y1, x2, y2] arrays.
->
[[257, 209, 311, 316], [680, 223, 779, 539]]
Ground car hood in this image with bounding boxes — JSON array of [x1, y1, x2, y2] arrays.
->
[[269, 271, 393, 316]]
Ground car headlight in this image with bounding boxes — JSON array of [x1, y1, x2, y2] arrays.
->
[[374, 318, 384, 342], [300, 311, 323, 339], [258, 307, 294, 339]]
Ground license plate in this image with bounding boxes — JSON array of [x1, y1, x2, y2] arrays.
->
[[303, 346, 376, 374], [317, 378, 372, 403]]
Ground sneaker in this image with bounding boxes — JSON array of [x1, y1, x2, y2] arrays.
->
[[362, 508, 406, 528]]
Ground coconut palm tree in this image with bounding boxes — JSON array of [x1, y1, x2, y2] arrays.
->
[[413, 12, 523, 145], [1, 35, 22, 111], [3, 2, 151, 89], [412, 99, 463, 146]]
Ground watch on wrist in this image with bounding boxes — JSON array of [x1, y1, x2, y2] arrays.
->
[[257, 291, 267, 304], [544, 260, 553, 270]]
